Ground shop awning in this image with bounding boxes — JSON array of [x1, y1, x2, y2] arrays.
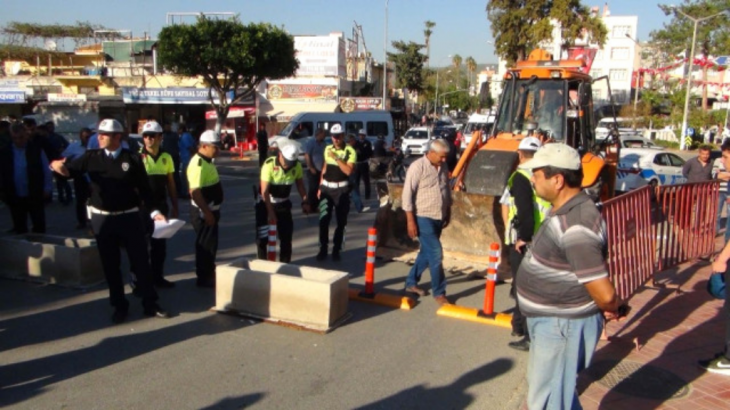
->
[[205, 106, 256, 120]]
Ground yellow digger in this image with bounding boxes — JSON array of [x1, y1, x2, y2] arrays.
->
[[374, 49, 621, 274]]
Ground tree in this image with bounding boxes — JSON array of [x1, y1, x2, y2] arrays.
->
[[652, 1, 730, 110], [465, 56, 477, 91], [486, 0, 607, 65], [452, 54, 462, 88], [157, 16, 298, 132], [423, 20, 436, 67], [388, 40, 427, 93]]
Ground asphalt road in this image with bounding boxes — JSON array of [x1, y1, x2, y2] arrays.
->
[[0, 154, 530, 410]]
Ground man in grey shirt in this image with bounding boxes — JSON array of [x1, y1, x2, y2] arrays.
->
[[304, 130, 327, 209], [401, 139, 452, 305], [682, 145, 713, 183]]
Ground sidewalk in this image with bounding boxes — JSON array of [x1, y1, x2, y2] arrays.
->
[[577, 236, 730, 409]]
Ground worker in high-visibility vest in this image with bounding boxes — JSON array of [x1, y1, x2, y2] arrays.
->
[[500, 136, 551, 352]]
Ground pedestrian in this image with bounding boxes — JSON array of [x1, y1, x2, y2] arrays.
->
[[516, 143, 627, 409], [401, 139, 452, 306], [256, 123, 269, 168], [61, 127, 92, 229], [716, 146, 730, 239], [701, 141, 730, 375], [317, 124, 356, 261], [500, 137, 550, 352], [0, 122, 52, 234], [178, 124, 195, 199], [46, 121, 72, 205], [355, 129, 373, 200], [682, 144, 713, 183], [50, 119, 170, 324], [161, 123, 182, 200], [304, 129, 327, 210], [187, 130, 224, 288], [347, 134, 365, 213], [257, 141, 310, 262], [137, 121, 178, 288]]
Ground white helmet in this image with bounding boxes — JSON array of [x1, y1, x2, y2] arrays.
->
[[330, 124, 343, 135], [199, 130, 221, 145], [358, 128, 367, 135], [98, 119, 124, 133], [280, 143, 300, 165], [141, 121, 163, 134]]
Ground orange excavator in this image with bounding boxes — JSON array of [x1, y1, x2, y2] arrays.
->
[[373, 49, 621, 273]]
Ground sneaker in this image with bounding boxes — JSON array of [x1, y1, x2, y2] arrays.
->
[[699, 354, 730, 375], [360, 206, 371, 213], [316, 248, 327, 261], [508, 338, 531, 352]]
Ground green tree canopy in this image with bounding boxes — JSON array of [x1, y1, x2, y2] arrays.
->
[[387, 40, 427, 93], [157, 16, 298, 131], [486, 0, 607, 65]]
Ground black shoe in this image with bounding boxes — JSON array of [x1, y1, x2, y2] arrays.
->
[[154, 278, 176, 288], [316, 248, 327, 261], [196, 278, 216, 288], [143, 304, 171, 319], [111, 308, 128, 324], [332, 251, 341, 262], [511, 330, 525, 337], [508, 338, 530, 352]]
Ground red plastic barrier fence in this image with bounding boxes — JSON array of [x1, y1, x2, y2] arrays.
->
[[601, 185, 655, 301]]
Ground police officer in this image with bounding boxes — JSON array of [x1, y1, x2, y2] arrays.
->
[[257, 141, 310, 262], [355, 129, 373, 200], [317, 124, 356, 261], [187, 130, 223, 288], [50, 119, 170, 324], [500, 136, 550, 351], [138, 121, 178, 288]]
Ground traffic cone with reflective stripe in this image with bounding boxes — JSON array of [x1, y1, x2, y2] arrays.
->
[[483, 242, 500, 315], [363, 227, 377, 295], [267, 224, 277, 261]]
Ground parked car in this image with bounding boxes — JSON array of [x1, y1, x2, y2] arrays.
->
[[595, 117, 643, 140], [401, 127, 430, 156], [460, 113, 495, 151], [616, 148, 687, 193], [620, 136, 662, 149]]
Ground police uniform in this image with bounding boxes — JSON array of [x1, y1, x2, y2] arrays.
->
[[65, 147, 160, 313], [257, 156, 303, 262], [187, 152, 223, 285], [318, 143, 357, 258], [140, 147, 174, 283]]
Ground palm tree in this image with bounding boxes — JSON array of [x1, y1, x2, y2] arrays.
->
[[424, 20, 436, 67], [452, 54, 462, 87], [465, 56, 477, 92]]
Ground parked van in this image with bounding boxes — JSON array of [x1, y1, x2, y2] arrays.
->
[[459, 113, 495, 151], [273, 111, 395, 148]]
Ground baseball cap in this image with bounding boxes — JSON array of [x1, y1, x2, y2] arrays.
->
[[330, 124, 343, 135], [521, 143, 581, 171], [518, 136, 542, 151], [199, 130, 221, 146], [98, 119, 124, 133], [141, 121, 163, 135], [358, 128, 366, 135]]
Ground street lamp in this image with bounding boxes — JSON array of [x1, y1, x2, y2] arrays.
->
[[661, 5, 730, 149], [625, 33, 641, 128], [383, 0, 388, 108]]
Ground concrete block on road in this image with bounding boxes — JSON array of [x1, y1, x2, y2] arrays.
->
[[0, 234, 104, 288], [215, 258, 349, 333]]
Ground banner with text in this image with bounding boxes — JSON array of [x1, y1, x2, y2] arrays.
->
[[294, 36, 347, 77], [267, 83, 338, 101]]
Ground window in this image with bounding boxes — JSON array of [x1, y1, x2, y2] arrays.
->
[[366, 121, 388, 137], [316, 121, 339, 135], [654, 154, 671, 167], [610, 47, 630, 60], [282, 121, 313, 139], [612, 25, 631, 38], [609, 69, 628, 81], [668, 154, 686, 167], [345, 121, 363, 135], [589, 68, 603, 78], [595, 50, 604, 61]]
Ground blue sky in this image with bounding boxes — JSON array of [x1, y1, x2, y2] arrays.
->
[[2, 0, 671, 65]]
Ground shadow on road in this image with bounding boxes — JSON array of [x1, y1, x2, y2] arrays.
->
[[199, 393, 265, 410]]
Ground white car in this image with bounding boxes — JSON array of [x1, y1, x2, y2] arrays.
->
[[460, 113, 495, 151], [400, 127, 430, 156], [616, 148, 687, 192], [595, 117, 643, 141], [620, 136, 662, 149]]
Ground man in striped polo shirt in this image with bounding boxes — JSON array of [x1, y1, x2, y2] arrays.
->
[[516, 143, 627, 409]]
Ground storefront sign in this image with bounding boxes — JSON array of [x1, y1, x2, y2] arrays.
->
[[294, 36, 346, 77], [48, 93, 87, 102], [267, 84, 337, 101], [0, 91, 26, 104], [339, 97, 383, 112], [122, 87, 255, 105]]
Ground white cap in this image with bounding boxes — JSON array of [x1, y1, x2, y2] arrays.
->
[[330, 124, 343, 135], [98, 119, 124, 133], [199, 130, 221, 145], [280, 143, 299, 165], [518, 136, 542, 151], [521, 143, 581, 171], [141, 121, 163, 134], [358, 128, 366, 135]]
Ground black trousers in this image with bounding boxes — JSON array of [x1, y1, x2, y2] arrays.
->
[[258, 149, 268, 168], [306, 169, 321, 209], [319, 186, 350, 253], [171, 155, 183, 198], [190, 207, 220, 282], [355, 162, 371, 199], [72, 176, 90, 226], [8, 196, 45, 234], [509, 245, 529, 340], [256, 201, 294, 263], [91, 211, 158, 310], [54, 172, 72, 203]]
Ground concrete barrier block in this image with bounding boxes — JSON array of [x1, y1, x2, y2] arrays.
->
[[215, 258, 349, 332], [0, 234, 104, 288]]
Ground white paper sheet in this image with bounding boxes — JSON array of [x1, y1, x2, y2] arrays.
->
[[152, 219, 186, 239]]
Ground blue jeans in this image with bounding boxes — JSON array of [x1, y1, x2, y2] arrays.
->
[[717, 192, 730, 242], [526, 313, 603, 410], [405, 216, 447, 296]]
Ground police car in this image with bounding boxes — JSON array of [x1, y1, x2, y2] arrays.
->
[[616, 148, 687, 193]]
